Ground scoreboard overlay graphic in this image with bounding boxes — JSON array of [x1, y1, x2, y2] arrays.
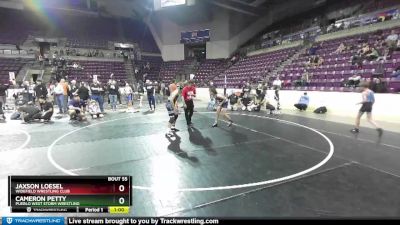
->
[[8, 176, 132, 213]]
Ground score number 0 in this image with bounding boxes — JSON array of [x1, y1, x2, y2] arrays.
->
[[118, 184, 125, 205]]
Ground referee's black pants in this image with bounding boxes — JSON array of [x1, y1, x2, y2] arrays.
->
[[184, 100, 194, 125]]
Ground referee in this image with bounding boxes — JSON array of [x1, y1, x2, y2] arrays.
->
[[182, 80, 196, 127]]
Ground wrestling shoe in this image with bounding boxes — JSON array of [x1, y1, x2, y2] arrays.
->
[[350, 128, 359, 133], [165, 131, 174, 137], [171, 127, 180, 132]]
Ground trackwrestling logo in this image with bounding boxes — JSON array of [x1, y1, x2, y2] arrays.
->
[[2, 217, 64, 225]]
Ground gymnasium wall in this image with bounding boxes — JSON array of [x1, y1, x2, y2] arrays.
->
[[162, 44, 185, 61], [195, 88, 400, 123]]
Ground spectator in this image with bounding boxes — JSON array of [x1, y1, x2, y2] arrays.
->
[[77, 82, 90, 112], [154, 81, 162, 104], [371, 78, 387, 93], [360, 44, 371, 56], [68, 80, 79, 99], [309, 44, 320, 55], [242, 82, 251, 97], [294, 92, 309, 111], [334, 43, 346, 54], [316, 56, 324, 66], [90, 79, 104, 113], [108, 79, 118, 111], [62, 80, 69, 113], [0, 83, 9, 109], [251, 85, 266, 112], [34, 80, 48, 110], [305, 57, 312, 67], [122, 83, 138, 113], [0, 101, 5, 121], [391, 66, 400, 79], [145, 80, 155, 111], [350, 52, 363, 68], [228, 90, 240, 111], [366, 48, 380, 61], [295, 70, 311, 87], [372, 63, 385, 78], [54, 80, 65, 114], [386, 30, 398, 49], [68, 94, 87, 121], [88, 100, 104, 119], [376, 48, 391, 61], [38, 98, 54, 123]]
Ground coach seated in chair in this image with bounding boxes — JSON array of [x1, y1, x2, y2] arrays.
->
[[68, 94, 87, 121], [251, 86, 266, 112], [294, 92, 309, 111], [240, 93, 253, 112], [228, 90, 240, 111]]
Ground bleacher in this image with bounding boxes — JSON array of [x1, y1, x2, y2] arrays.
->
[[65, 60, 127, 83], [277, 27, 400, 92], [0, 58, 29, 84], [195, 59, 224, 83], [159, 60, 193, 83], [135, 56, 163, 81], [213, 48, 297, 88]]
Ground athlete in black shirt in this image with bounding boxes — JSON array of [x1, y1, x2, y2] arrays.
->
[[145, 80, 155, 111], [34, 80, 48, 110], [39, 99, 54, 122], [18, 105, 41, 123]]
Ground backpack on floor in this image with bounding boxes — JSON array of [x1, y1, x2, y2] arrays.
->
[[314, 106, 327, 114], [10, 112, 21, 120]]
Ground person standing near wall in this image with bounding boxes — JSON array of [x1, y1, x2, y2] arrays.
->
[[272, 77, 282, 110], [34, 80, 48, 111], [108, 79, 119, 111], [69, 80, 79, 100], [54, 80, 65, 114], [77, 82, 90, 113], [0, 83, 9, 110], [145, 80, 156, 111], [62, 80, 69, 113], [90, 79, 104, 113], [154, 81, 162, 104]]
